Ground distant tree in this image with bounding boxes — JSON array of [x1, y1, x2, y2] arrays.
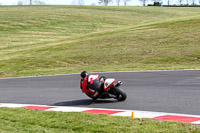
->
[[98, 0, 113, 6], [77, 0, 84, 5], [167, 0, 170, 5], [116, 0, 121, 6], [18, 0, 23, 5], [190, 0, 196, 5], [18, 0, 45, 5], [178, 0, 183, 5], [139, 0, 148, 6], [35, 0, 45, 5], [101, 0, 113, 6], [123, 0, 131, 6], [151, 0, 162, 5], [186, 0, 189, 5], [71, 0, 84, 5]]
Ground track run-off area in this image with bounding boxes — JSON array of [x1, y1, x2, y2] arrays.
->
[[0, 69, 200, 123]]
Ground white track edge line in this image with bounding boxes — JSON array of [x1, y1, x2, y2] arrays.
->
[[1, 103, 200, 119]]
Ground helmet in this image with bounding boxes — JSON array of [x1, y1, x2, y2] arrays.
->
[[80, 71, 88, 79]]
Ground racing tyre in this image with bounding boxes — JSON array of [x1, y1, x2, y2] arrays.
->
[[112, 86, 127, 101]]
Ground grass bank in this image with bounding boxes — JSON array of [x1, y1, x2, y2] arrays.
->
[[0, 108, 199, 132], [0, 6, 200, 77]]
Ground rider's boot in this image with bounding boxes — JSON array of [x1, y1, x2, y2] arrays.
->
[[91, 91, 98, 98]]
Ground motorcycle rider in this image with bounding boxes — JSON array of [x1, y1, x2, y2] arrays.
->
[[80, 71, 103, 98]]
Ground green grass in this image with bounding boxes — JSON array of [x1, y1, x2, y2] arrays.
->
[[1, 6, 200, 131], [0, 6, 200, 77], [0, 107, 199, 133]]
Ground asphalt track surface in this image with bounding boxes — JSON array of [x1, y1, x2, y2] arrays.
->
[[0, 70, 200, 115]]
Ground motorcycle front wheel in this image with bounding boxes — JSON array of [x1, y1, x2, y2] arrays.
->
[[111, 86, 127, 101]]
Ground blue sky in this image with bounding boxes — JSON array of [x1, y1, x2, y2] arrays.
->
[[0, 0, 187, 6]]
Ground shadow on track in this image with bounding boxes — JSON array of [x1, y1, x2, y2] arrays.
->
[[52, 99, 117, 106]]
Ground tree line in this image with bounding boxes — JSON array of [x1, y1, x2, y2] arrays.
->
[[98, 0, 200, 6], [16, 0, 200, 6], [17, 0, 45, 5]]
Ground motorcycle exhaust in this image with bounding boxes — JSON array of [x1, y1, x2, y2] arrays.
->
[[115, 81, 122, 87]]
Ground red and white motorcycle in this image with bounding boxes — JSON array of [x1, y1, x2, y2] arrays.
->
[[85, 76, 127, 101]]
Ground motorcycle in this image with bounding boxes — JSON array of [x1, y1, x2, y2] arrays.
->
[[85, 76, 127, 101]]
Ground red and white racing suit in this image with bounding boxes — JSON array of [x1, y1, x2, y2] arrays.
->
[[80, 74, 102, 96]]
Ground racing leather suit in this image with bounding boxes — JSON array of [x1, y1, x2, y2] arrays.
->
[[80, 74, 102, 97]]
